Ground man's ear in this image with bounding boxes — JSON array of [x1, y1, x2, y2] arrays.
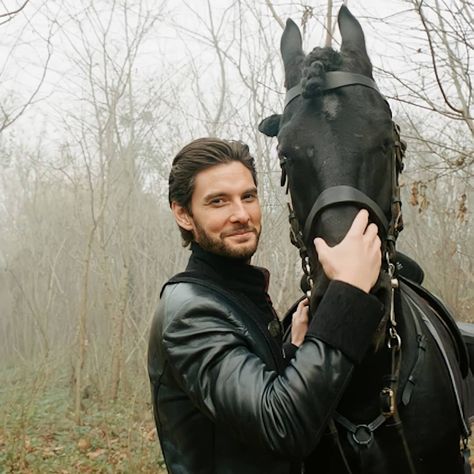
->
[[171, 202, 194, 231], [258, 114, 281, 137]]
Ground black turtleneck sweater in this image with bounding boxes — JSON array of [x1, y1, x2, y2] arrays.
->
[[185, 243, 298, 363]]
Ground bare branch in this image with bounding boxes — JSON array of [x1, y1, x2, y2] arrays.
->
[[0, 0, 29, 25], [264, 0, 284, 30], [414, 0, 464, 116]]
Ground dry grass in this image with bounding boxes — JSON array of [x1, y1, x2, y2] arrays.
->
[[0, 365, 166, 474], [1, 365, 472, 473]]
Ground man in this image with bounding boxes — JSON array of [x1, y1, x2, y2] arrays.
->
[[148, 137, 383, 473]]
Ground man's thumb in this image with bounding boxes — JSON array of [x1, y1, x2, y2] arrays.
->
[[314, 237, 328, 255]]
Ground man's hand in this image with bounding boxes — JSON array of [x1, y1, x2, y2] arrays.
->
[[314, 209, 381, 293], [291, 298, 309, 347]]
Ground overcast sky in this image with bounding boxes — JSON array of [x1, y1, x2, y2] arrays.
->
[[0, 0, 468, 152]]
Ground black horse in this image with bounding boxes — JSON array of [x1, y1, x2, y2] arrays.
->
[[259, 6, 473, 474]]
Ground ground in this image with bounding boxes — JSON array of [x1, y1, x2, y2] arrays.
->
[[0, 383, 166, 474], [0, 381, 472, 473]]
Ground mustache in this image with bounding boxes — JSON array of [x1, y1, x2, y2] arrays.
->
[[221, 226, 258, 238]]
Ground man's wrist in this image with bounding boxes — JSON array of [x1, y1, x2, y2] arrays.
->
[[306, 280, 384, 364], [330, 275, 370, 293]]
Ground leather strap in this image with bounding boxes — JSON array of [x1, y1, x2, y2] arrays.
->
[[333, 412, 386, 446], [302, 185, 389, 243], [401, 318, 427, 406], [285, 71, 380, 108]]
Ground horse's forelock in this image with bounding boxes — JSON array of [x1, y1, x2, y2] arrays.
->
[[303, 47, 343, 71], [301, 47, 343, 98]]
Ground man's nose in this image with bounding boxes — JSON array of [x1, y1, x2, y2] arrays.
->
[[229, 200, 250, 223]]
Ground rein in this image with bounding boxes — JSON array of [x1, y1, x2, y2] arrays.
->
[[281, 71, 416, 473]]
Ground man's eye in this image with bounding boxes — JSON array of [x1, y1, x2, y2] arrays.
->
[[243, 193, 257, 201], [210, 198, 224, 205]]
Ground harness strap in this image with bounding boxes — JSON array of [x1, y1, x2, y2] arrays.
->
[[333, 412, 386, 447], [402, 316, 427, 406]]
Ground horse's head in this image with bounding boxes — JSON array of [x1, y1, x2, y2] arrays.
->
[[260, 6, 404, 313]]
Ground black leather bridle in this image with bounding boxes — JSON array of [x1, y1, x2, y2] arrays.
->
[[281, 71, 406, 270]]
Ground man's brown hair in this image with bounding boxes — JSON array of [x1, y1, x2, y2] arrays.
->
[[168, 137, 258, 246]]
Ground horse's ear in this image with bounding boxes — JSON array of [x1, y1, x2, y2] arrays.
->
[[258, 114, 281, 137], [338, 5, 368, 58], [280, 19, 303, 70]]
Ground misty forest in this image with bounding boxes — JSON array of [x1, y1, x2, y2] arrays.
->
[[0, 0, 472, 472]]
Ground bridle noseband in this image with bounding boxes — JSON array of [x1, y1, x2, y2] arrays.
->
[[302, 185, 389, 243]]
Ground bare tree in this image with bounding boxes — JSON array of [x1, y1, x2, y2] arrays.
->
[[0, 4, 471, 469], [0, 1, 56, 132]]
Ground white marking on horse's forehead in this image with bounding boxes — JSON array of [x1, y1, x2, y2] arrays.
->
[[322, 95, 340, 120]]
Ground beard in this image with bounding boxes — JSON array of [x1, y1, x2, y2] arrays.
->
[[194, 221, 261, 261]]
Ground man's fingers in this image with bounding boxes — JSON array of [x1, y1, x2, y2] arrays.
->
[[293, 298, 309, 325], [294, 305, 309, 322], [374, 238, 382, 254], [295, 298, 309, 314], [346, 209, 369, 236], [364, 222, 379, 239]]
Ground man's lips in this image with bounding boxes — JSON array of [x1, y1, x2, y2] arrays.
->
[[222, 228, 256, 238]]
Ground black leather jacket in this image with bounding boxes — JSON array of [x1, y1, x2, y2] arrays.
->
[[148, 245, 384, 473]]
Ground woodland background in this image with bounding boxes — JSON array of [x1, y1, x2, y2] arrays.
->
[[0, 0, 472, 472]]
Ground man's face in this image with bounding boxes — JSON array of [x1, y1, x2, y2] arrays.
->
[[173, 161, 262, 260]]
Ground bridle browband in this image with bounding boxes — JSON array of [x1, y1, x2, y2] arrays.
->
[[284, 71, 380, 108]]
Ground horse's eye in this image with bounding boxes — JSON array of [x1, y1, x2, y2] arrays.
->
[[278, 146, 289, 161]]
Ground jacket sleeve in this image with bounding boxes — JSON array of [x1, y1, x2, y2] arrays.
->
[[161, 280, 383, 458]]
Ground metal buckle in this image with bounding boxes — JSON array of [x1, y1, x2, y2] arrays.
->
[[380, 387, 395, 417]]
